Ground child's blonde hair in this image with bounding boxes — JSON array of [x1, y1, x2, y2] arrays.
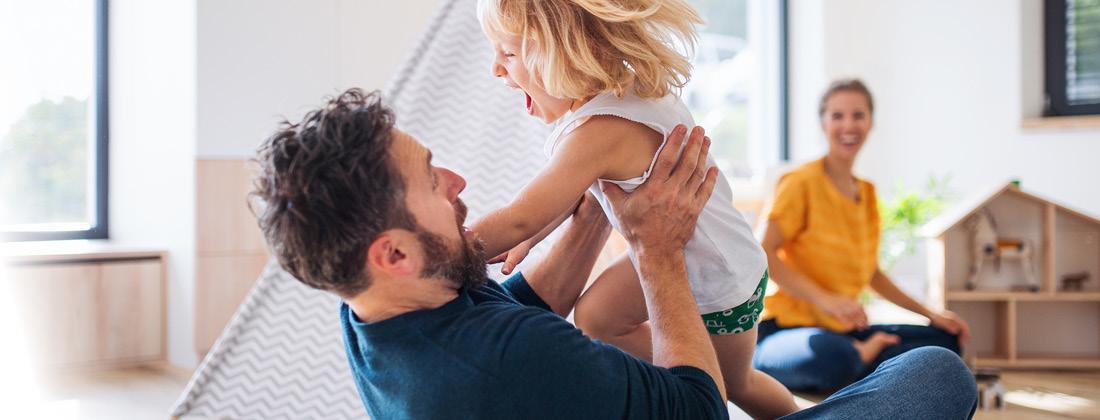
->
[[477, 0, 701, 99]]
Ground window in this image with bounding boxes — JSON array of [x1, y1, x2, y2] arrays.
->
[[0, 0, 108, 241], [683, 0, 788, 180], [1045, 0, 1100, 116]]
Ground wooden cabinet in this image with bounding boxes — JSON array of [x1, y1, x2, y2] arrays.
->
[[3, 252, 165, 369]]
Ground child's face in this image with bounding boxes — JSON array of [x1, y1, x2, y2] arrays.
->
[[488, 33, 575, 124]]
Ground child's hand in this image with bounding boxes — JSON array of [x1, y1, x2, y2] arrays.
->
[[489, 240, 533, 275]]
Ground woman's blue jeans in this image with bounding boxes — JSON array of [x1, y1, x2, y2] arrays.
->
[[753, 320, 962, 392]]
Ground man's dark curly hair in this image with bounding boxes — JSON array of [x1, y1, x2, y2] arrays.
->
[[251, 88, 415, 297]]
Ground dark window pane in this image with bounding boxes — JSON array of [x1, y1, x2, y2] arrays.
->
[[1067, 0, 1100, 104]]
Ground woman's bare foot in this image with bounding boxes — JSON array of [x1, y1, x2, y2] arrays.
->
[[852, 332, 901, 364]]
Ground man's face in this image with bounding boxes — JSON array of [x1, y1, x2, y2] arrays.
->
[[390, 129, 487, 288]]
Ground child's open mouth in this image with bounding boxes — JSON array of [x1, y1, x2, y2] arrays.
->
[[525, 92, 533, 115]]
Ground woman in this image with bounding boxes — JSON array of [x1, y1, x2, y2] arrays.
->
[[753, 79, 971, 392]]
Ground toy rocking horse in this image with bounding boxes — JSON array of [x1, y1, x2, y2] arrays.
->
[[965, 208, 1039, 292]]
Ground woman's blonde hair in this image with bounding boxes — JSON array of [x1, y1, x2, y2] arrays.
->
[[477, 0, 702, 99]]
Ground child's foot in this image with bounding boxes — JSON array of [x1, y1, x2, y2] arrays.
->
[[853, 332, 900, 364]]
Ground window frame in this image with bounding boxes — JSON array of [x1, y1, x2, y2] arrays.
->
[[779, 0, 790, 161], [1, 0, 109, 242], [1044, 0, 1100, 116]]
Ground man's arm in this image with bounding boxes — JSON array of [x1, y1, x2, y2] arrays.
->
[[508, 193, 609, 317], [601, 125, 725, 401], [496, 307, 728, 420], [493, 125, 727, 419]]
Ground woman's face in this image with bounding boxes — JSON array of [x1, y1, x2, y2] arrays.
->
[[487, 33, 575, 124], [820, 90, 873, 162]]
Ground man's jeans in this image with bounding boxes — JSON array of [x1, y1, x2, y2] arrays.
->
[[779, 346, 977, 419]]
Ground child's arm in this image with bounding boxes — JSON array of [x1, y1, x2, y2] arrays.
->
[[490, 196, 582, 274], [472, 120, 628, 258], [472, 139, 610, 258], [527, 195, 584, 245]]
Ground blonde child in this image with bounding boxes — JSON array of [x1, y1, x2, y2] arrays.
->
[[471, 1, 797, 417]]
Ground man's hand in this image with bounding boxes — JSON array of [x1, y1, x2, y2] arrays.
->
[[601, 125, 717, 253], [599, 125, 728, 402]]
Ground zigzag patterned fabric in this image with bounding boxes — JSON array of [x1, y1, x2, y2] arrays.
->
[[171, 0, 551, 418]]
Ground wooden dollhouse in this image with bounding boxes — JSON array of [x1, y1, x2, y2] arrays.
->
[[922, 182, 1100, 369]]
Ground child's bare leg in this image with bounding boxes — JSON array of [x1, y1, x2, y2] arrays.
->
[[577, 257, 797, 418], [712, 329, 799, 419], [573, 254, 653, 361]]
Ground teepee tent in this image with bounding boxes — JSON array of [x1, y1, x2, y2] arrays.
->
[[170, 0, 551, 418]]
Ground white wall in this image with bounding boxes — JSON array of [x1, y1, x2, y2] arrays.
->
[[789, 0, 1100, 216], [196, 0, 442, 158], [110, 0, 198, 368]]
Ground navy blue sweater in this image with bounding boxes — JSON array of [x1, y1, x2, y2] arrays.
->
[[341, 273, 727, 420]]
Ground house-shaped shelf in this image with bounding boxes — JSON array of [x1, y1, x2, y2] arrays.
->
[[922, 182, 1100, 369]]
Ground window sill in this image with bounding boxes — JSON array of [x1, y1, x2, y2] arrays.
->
[[0, 240, 165, 265], [1021, 115, 1100, 130]]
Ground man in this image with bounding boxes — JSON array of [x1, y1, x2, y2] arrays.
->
[[252, 88, 976, 419]]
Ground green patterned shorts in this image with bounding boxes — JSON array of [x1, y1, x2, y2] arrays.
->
[[701, 270, 768, 335]]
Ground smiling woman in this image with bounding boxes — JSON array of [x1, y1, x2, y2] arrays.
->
[[753, 79, 969, 393]]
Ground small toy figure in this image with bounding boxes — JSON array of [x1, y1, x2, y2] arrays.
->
[[975, 368, 1006, 411], [1062, 272, 1091, 292], [965, 209, 1038, 291]]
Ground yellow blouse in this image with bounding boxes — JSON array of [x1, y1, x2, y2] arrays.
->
[[762, 158, 880, 332]]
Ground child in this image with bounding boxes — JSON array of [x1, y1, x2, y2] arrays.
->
[[472, 0, 797, 417]]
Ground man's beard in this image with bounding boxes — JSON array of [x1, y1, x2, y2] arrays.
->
[[414, 200, 488, 290]]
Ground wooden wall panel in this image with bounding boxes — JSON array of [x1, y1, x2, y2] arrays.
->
[[197, 160, 267, 255], [195, 158, 270, 355]]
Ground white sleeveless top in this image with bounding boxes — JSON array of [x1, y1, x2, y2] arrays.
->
[[546, 91, 768, 314]]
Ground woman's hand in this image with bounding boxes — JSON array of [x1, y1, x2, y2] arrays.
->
[[489, 240, 533, 275], [816, 293, 869, 330], [929, 310, 971, 346]]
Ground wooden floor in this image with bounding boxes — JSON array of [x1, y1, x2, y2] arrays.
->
[[974, 370, 1100, 419], [11, 365, 1096, 419], [24, 365, 192, 420]]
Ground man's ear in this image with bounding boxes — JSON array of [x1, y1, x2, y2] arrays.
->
[[365, 230, 418, 277]]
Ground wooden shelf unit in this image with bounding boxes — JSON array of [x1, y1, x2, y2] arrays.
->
[[925, 184, 1100, 370], [946, 291, 1100, 301]]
